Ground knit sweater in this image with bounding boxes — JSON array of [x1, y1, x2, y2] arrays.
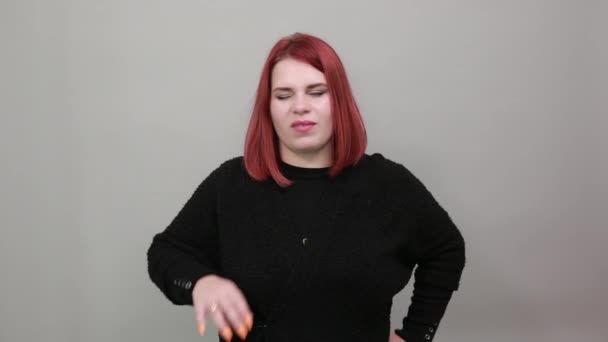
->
[[146, 152, 466, 342]]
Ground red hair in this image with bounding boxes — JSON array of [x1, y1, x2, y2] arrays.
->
[[243, 32, 367, 188]]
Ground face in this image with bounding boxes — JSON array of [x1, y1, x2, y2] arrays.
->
[[270, 58, 333, 163]]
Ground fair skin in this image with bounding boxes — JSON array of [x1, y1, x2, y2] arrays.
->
[[191, 58, 405, 342], [270, 58, 334, 167], [192, 275, 253, 341]]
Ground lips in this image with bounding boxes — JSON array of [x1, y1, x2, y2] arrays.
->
[[291, 120, 316, 127], [291, 121, 316, 133]]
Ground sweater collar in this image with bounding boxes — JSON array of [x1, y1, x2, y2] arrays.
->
[[278, 160, 331, 180]]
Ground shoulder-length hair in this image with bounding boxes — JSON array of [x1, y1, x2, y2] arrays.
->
[[243, 32, 367, 188]]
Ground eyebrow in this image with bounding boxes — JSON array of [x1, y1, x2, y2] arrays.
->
[[272, 83, 327, 93]]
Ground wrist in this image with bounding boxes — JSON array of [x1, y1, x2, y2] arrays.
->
[[194, 274, 218, 289]]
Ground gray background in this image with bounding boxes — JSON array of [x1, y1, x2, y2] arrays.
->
[[1, 1, 606, 341]]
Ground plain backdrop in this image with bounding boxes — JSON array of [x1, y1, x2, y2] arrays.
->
[[1, 1, 606, 341]]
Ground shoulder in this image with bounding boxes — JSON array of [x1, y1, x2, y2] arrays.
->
[[188, 156, 246, 200], [362, 152, 421, 187], [207, 156, 245, 181], [360, 152, 438, 206], [364, 152, 404, 173], [216, 155, 244, 173]]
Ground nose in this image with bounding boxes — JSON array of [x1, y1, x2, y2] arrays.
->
[[291, 93, 310, 115]]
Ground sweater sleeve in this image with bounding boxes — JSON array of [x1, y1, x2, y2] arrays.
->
[[146, 166, 223, 306], [392, 163, 466, 342]]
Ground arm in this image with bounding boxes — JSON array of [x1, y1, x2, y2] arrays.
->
[[146, 166, 223, 305], [393, 165, 466, 342]]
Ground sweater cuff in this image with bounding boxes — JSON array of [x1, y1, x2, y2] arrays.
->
[[164, 256, 218, 305], [395, 284, 453, 342], [395, 319, 440, 342]]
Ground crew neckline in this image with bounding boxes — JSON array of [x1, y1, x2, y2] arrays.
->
[[279, 159, 331, 180]]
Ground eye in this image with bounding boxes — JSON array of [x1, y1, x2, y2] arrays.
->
[[310, 90, 326, 97], [276, 94, 290, 100]]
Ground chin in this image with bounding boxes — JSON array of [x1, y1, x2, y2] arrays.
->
[[289, 144, 323, 153]]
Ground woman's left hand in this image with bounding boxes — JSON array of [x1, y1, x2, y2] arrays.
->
[[389, 332, 406, 342]]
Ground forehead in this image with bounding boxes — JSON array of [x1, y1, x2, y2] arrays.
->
[[271, 58, 326, 87]]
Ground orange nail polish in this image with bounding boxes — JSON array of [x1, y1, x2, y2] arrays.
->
[[246, 314, 253, 330], [237, 324, 248, 339], [221, 327, 233, 341]]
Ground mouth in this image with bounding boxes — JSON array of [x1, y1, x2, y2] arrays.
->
[[291, 122, 316, 133], [291, 120, 316, 127]]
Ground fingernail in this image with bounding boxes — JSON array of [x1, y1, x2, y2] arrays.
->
[[236, 324, 248, 340], [221, 327, 233, 341], [198, 323, 205, 336], [246, 313, 253, 330]]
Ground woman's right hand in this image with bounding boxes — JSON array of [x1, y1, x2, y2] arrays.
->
[[192, 274, 254, 341]]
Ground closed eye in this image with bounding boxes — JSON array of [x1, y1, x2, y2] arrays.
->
[[275, 90, 326, 101]]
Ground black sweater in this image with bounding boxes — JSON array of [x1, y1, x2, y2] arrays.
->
[[146, 153, 466, 342]]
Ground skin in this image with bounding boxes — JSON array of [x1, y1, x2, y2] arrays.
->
[[270, 57, 334, 168]]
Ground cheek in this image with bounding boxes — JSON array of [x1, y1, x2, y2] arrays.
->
[[269, 103, 286, 125], [317, 98, 332, 118], [316, 97, 331, 111], [315, 99, 332, 125]]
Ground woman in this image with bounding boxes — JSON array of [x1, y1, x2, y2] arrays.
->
[[146, 32, 466, 342]]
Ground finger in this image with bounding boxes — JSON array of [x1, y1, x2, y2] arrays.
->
[[209, 303, 233, 341], [194, 303, 206, 336], [198, 321, 206, 337], [227, 292, 254, 332], [230, 294, 253, 330], [222, 299, 249, 340], [227, 285, 254, 331]]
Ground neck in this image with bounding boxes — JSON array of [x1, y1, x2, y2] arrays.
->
[[280, 145, 333, 168]]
